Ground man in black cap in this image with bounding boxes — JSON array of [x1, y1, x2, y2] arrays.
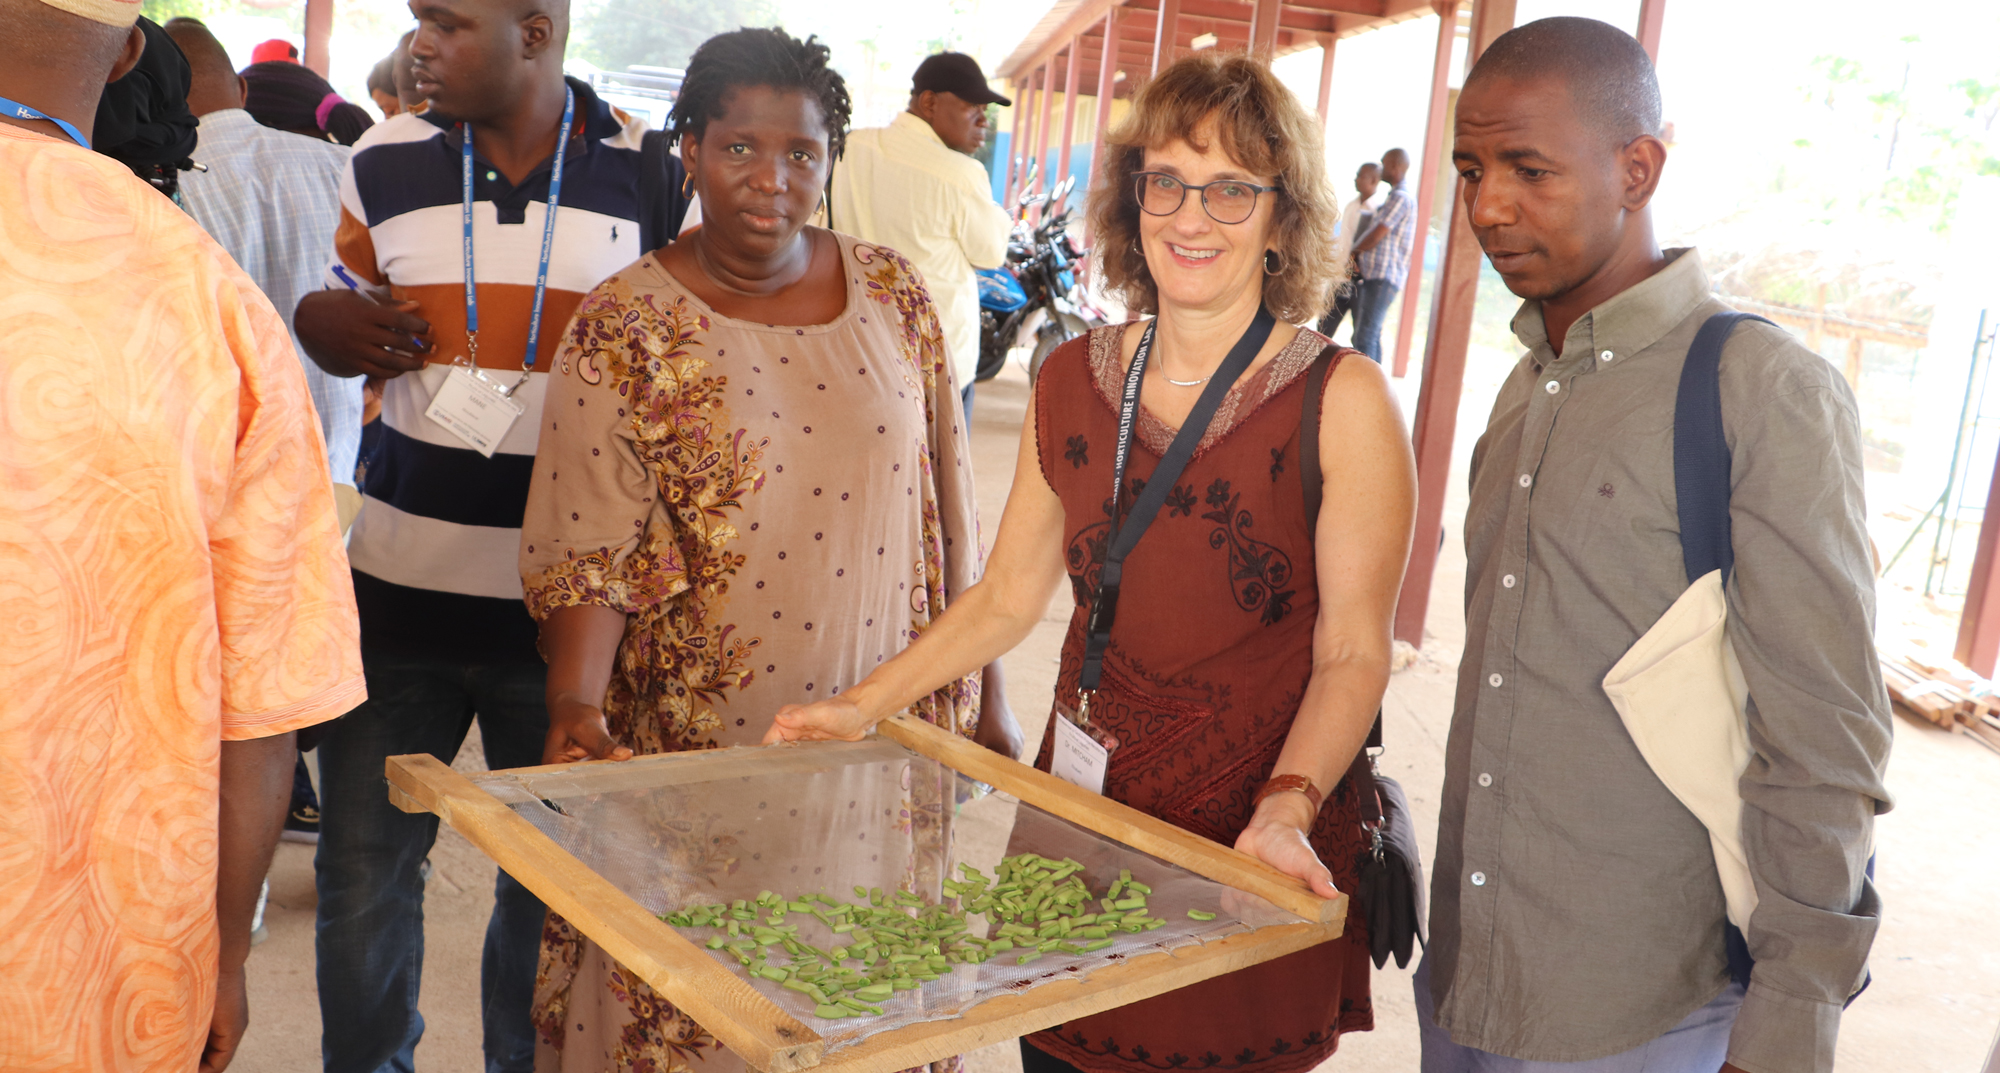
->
[[829, 51, 1015, 421]]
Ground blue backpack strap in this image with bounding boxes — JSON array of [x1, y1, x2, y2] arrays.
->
[[1674, 311, 1874, 1004], [1673, 312, 1773, 585], [1673, 310, 1771, 992]]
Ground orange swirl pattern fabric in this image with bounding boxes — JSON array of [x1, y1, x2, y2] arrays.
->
[[0, 125, 366, 1071]]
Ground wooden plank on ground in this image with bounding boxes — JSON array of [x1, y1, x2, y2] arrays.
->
[[875, 714, 1344, 925], [384, 754, 825, 1073]]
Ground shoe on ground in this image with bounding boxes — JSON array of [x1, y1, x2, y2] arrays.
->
[[281, 804, 320, 844]]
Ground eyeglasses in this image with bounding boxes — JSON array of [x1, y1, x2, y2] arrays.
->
[[1132, 171, 1281, 225]]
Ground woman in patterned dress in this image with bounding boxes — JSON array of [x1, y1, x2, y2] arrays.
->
[[770, 51, 1417, 1073], [517, 27, 1018, 1073]]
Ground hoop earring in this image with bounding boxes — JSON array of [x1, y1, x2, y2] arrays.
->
[[682, 174, 696, 200], [1263, 249, 1285, 275]]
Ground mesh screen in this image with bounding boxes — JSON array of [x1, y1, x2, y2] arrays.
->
[[472, 740, 1307, 1055]]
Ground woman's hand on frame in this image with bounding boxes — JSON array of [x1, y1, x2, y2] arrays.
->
[[543, 695, 634, 764], [764, 696, 876, 745], [1234, 793, 1339, 900]]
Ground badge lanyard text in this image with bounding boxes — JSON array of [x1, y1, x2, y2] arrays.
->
[[1075, 306, 1276, 725], [458, 84, 574, 396], [0, 95, 90, 149], [1075, 321, 1157, 726]]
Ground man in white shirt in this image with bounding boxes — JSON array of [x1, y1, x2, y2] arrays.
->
[[829, 52, 1013, 418], [1319, 161, 1382, 341], [168, 17, 363, 526]]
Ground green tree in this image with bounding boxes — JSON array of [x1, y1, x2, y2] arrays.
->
[[1791, 43, 2000, 235], [572, 0, 778, 73]]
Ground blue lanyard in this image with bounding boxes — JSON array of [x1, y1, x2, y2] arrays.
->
[[460, 84, 573, 386], [0, 95, 89, 149]]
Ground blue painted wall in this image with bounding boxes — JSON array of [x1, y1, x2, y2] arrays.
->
[[987, 132, 1095, 215]]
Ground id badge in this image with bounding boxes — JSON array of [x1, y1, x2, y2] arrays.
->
[[1051, 704, 1116, 795], [425, 365, 523, 457]]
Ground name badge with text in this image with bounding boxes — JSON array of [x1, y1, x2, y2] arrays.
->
[[1052, 713, 1110, 795], [425, 365, 523, 457]]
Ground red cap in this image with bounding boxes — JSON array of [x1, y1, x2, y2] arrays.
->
[[251, 39, 301, 65]]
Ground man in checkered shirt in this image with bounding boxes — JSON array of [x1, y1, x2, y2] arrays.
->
[[1349, 146, 1418, 362]]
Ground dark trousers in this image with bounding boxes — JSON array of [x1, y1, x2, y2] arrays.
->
[[314, 652, 550, 1073], [1350, 277, 1401, 362], [1317, 273, 1361, 340]]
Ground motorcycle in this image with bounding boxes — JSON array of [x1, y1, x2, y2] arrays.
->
[[976, 172, 1107, 382]]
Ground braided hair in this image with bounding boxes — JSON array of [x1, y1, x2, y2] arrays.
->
[[668, 27, 852, 160]]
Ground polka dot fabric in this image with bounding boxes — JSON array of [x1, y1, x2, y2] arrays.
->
[[519, 233, 984, 1073]]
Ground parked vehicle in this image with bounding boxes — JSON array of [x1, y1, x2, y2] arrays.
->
[[976, 173, 1107, 382]]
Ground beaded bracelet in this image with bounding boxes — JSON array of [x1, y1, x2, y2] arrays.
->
[[1251, 774, 1324, 814]]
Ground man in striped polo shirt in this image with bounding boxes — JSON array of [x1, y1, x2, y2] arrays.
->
[[292, 0, 685, 1068]]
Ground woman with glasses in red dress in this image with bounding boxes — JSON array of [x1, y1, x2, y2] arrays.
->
[[768, 50, 1417, 1073]]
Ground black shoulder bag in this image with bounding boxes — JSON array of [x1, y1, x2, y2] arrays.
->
[[1296, 347, 1427, 971]]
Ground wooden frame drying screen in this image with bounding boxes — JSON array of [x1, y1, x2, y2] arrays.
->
[[385, 713, 1348, 1073]]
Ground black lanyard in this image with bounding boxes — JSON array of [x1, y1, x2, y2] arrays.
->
[[1076, 305, 1277, 722]]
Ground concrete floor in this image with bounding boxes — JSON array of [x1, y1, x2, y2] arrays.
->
[[235, 355, 2000, 1071]]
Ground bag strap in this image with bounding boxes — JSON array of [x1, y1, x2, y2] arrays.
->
[[1298, 344, 1334, 523], [1296, 344, 1384, 753], [1673, 312, 1772, 585], [1674, 311, 1781, 993], [1079, 308, 1276, 701]]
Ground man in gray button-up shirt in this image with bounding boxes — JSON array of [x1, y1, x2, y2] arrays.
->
[[1418, 19, 1892, 1073]]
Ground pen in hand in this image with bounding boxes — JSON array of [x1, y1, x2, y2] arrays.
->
[[331, 264, 428, 352]]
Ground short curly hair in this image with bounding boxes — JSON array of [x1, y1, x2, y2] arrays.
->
[[668, 27, 853, 160], [1086, 51, 1340, 324]]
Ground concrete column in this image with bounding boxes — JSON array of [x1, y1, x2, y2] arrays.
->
[[1393, 0, 1515, 648], [1005, 77, 1028, 204], [1314, 35, 1336, 122], [303, 0, 333, 77], [1249, 0, 1282, 57], [1057, 35, 1083, 194], [1636, 0, 1667, 62], [1151, 0, 1182, 78], [1390, 0, 1464, 379], [1093, 9, 1119, 152], [1022, 67, 1045, 197], [1034, 61, 1057, 209], [1958, 443, 2000, 677]]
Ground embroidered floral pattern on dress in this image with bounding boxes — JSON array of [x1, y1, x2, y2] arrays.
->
[[527, 285, 769, 754], [1024, 326, 1372, 1073], [1200, 479, 1295, 625]]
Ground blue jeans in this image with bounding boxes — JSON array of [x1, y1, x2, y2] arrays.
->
[[1350, 277, 1400, 362], [961, 382, 975, 422], [1415, 957, 1745, 1072], [315, 653, 550, 1073]]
